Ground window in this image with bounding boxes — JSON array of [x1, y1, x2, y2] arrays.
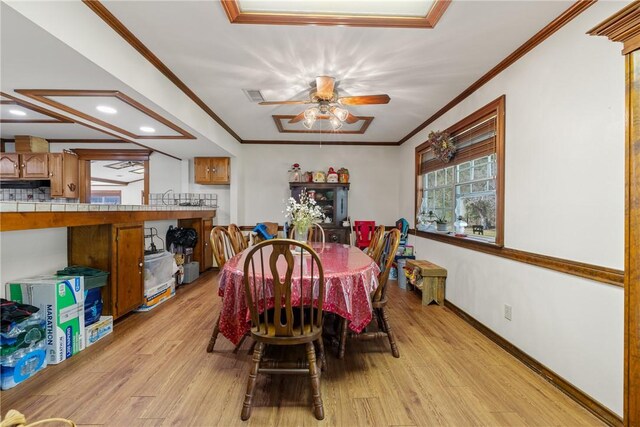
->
[[415, 96, 505, 247], [90, 190, 122, 205]]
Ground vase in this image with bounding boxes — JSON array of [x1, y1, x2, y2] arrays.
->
[[436, 222, 448, 232], [294, 225, 309, 244]]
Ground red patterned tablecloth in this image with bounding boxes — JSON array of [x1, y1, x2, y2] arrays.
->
[[217, 242, 380, 345]]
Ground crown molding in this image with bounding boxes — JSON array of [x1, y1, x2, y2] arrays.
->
[[589, 1, 640, 54]]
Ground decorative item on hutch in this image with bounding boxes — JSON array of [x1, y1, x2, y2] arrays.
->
[[428, 131, 456, 163], [313, 170, 326, 183], [303, 171, 313, 183], [288, 163, 302, 182], [338, 167, 349, 183], [326, 167, 339, 183]]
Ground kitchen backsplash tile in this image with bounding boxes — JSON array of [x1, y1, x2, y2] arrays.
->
[[0, 187, 78, 203]]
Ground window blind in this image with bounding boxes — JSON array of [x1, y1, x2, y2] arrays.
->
[[419, 113, 497, 175]]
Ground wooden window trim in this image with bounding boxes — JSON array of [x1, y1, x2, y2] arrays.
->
[[415, 95, 506, 249]]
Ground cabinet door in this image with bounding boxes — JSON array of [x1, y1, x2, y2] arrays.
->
[[202, 219, 213, 270], [194, 157, 210, 184], [49, 153, 64, 197], [209, 157, 230, 184], [62, 151, 79, 198], [21, 153, 49, 179], [113, 224, 144, 318], [0, 153, 20, 178]]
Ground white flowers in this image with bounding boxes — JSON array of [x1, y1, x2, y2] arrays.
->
[[285, 190, 325, 232]]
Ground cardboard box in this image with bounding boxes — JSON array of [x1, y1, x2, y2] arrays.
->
[[14, 135, 49, 152], [85, 316, 113, 348], [6, 276, 85, 364], [136, 278, 175, 312]]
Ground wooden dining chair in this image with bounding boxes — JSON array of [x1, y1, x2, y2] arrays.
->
[[288, 223, 326, 250], [365, 225, 386, 263], [228, 223, 248, 254], [207, 226, 237, 353], [240, 239, 326, 421], [338, 228, 401, 359]]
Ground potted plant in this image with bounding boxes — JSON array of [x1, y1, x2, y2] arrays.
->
[[285, 190, 325, 242], [427, 210, 448, 232]]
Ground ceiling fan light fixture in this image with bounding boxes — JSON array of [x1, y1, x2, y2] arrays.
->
[[304, 106, 319, 120], [303, 117, 316, 129], [331, 106, 349, 122], [330, 115, 343, 131]]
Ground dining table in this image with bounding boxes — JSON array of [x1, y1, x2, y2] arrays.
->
[[217, 242, 381, 345]]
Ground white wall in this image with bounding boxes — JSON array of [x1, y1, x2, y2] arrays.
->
[[93, 181, 144, 205], [238, 144, 400, 226], [399, 2, 625, 415]]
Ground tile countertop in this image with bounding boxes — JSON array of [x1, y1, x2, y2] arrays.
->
[[0, 201, 215, 213]]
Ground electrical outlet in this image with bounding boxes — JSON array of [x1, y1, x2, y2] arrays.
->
[[504, 304, 512, 321]]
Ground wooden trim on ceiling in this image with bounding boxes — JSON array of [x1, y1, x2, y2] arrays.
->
[[444, 300, 623, 426], [1, 92, 181, 161], [272, 115, 374, 134], [82, 0, 242, 143], [241, 139, 399, 146], [0, 92, 72, 124], [588, 1, 640, 54], [412, 229, 624, 287], [398, 0, 597, 145], [220, 0, 451, 29], [15, 89, 194, 140], [73, 148, 151, 161], [2, 138, 127, 144]]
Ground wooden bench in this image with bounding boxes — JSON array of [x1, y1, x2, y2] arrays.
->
[[405, 260, 447, 306]]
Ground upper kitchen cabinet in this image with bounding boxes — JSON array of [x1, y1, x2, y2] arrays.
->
[[0, 153, 49, 179], [49, 151, 79, 198], [194, 157, 230, 185]]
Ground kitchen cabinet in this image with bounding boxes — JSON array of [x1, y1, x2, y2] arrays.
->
[[194, 157, 230, 184], [68, 223, 145, 320], [50, 151, 79, 198], [289, 182, 351, 244], [178, 216, 214, 271], [0, 153, 49, 179]]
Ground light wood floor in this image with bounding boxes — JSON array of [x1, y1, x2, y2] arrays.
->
[[1, 270, 602, 426]]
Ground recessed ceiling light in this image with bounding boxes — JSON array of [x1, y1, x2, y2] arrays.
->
[[139, 126, 155, 133], [8, 109, 26, 116], [96, 105, 117, 114]]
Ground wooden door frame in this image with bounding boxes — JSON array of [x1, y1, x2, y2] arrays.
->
[[72, 149, 151, 204], [589, 5, 640, 425]]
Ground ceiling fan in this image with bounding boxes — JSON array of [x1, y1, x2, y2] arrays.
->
[[259, 76, 390, 130]]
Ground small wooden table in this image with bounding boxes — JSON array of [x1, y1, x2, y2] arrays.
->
[[406, 260, 447, 306]]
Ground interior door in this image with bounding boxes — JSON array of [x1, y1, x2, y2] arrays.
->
[[113, 224, 144, 318]]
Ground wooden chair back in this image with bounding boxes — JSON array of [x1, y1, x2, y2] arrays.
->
[[228, 223, 248, 253], [366, 225, 386, 263], [374, 228, 401, 302], [243, 239, 324, 340], [210, 226, 236, 268], [288, 223, 326, 250], [353, 220, 376, 249]]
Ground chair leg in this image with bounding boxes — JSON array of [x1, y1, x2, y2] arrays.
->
[[233, 334, 247, 354], [380, 307, 400, 358], [241, 341, 264, 421], [315, 338, 327, 372], [375, 308, 385, 332], [206, 312, 222, 353], [305, 342, 324, 420], [338, 318, 348, 359]]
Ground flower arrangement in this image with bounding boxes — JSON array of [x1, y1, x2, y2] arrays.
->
[[427, 210, 447, 224], [285, 189, 325, 235], [428, 130, 455, 163]]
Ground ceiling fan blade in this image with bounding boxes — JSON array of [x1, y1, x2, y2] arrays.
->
[[345, 113, 360, 124], [289, 111, 306, 123], [259, 100, 310, 105], [338, 94, 390, 106], [316, 76, 335, 99]]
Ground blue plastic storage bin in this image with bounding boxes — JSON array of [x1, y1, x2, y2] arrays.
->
[[84, 288, 103, 327]]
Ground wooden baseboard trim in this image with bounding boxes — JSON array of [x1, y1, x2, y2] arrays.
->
[[444, 299, 622, 426]]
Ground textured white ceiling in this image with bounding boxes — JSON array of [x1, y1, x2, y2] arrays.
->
[[99, 0, 572, 142]]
